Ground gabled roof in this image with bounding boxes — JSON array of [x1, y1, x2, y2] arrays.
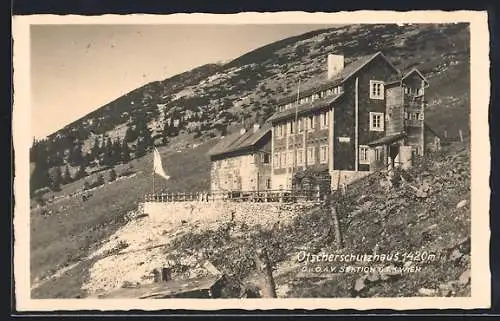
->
[[277, 51, 400, 106], [208, 123, 272, 158], [340, 51, 400, 83], [268, 92, 344, 123], [367, 132, 407, 147], [402, 68, 429, 87]]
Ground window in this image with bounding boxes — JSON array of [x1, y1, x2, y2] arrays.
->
[[307, 146, 315, 165], [320, 145, 328, 164], [308, 115, 315, 131], [418, 112, 424, 120], [298, 118, 304, 132], [369, 112, 384, 131], [263, 153, 270, 164], [297, 149, 304, 165], [287, 150, 294, 166], [375, 147, 382, 161], [289, 120, 294, 134], [369, 80, 384, 100], [273, 153, 280, 168], [320, 111, 329, 129], [280, 151, 287, 168], [359, 145, 370, 164], [278, 124, 285, 137]]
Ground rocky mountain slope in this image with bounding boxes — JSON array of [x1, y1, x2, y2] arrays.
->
[[166, 141, 471, 298], [30, 23, 470, 194]]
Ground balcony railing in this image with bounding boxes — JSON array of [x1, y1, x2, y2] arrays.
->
[[144, 189, 329, 203], [405, 119, 423, 127]]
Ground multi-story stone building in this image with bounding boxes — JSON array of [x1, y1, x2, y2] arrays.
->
[[208, 123, 272, 192]]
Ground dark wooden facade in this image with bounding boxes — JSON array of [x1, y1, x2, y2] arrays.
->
[[267, 52, 436, 190], [210, 51, 440, 193], [334, 53, 400, 172]]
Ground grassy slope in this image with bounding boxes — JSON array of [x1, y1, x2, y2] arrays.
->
[[30, 140, 216, 298]]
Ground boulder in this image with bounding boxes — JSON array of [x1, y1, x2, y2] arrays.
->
[[354, 276, 367, 292], [366, 271, 380, 283], [456, 200, 468, 209], [449, 248, 463, 262], [458, 270, 471, 286], [418, 287, 437, 296]]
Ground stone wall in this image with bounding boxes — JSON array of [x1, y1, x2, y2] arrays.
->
[[143, 200, 318, 227]]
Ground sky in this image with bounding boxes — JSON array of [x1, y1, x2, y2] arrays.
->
[[30, 24, 338, 139]]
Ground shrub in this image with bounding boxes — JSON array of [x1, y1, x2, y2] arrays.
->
[[96, 174, 105, 186], [108, 169, 117, 182]]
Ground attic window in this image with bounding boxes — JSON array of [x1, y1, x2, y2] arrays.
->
[[369, 80, 384, 100]]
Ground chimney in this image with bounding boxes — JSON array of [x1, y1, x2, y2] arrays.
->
[[327, 54, 345, 80], [253, 123, 260, 133], [240, 128, 247, 135]]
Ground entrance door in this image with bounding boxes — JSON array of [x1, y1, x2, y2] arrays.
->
[[389, 144, 399, 168]]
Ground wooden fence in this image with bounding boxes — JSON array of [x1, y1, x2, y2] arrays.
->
[[144, 189, 330, 203]]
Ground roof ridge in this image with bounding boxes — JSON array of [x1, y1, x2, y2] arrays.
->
[[277, 51, 394, 105], [208, 125, 271, 157]]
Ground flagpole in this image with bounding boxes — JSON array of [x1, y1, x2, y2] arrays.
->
[[152, 145, 170, 199], [152, 146, 156, 197]]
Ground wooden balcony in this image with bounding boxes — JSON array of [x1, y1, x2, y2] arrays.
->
[[404, 100, 424, 111], [405, 119, 423, 127]]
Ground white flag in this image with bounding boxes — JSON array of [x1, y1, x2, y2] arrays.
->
[[153, 147, 170, 180]]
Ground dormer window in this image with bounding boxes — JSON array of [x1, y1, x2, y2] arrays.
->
[[369, 80, 384, 100]]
